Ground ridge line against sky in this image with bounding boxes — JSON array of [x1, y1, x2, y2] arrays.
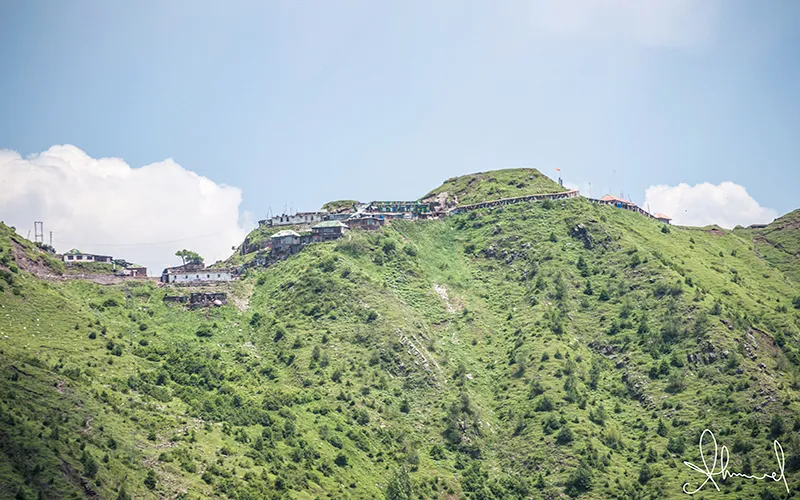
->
[[1, 1, 798, 270]]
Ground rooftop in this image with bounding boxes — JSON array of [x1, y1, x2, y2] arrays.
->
[[312, 220, 349, 228], [599, 194, 636, 207], [272, 229, 300, 238]]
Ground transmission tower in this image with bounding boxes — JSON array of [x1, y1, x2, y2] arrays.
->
[[34, 221, 44, 244]]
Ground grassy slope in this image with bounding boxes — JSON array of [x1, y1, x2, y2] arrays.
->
[[737, 209, 800, 283], [421, 168, 565, 208], [321, 201, 359, 213], [0, 199, 800, 499], [223, 224, 309, 269]]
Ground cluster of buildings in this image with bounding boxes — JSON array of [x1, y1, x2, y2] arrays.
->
[[55, 188, 673, 289], [257, 200, 439, 229], [591, 195, 672, 224], [268, 220, 354, 256], [61, 249, 148, 277], [255, 200, 439, 259]]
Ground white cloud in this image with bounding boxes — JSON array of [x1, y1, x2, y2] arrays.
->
[[532, 0, 721, 47], [644, 181, 777, 229], [0, 145, 253, 275]]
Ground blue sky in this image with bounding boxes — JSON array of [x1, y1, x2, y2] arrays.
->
[[0, 1, 798, 270]]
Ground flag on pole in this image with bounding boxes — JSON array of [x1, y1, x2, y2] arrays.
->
[[555, 168, 561, 172]]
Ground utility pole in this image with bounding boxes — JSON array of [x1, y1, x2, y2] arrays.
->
[[49, 231, 53, 249]]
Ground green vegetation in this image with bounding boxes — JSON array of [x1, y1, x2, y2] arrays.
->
[[421, 168, 564, 208], [0, 173, 799, 499], [223, 224, 309, 269], [321, 200, 359, 213], [175, 249, 204, 266], [737, 209, 800, 283]]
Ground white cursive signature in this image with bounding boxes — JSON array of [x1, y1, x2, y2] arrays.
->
[[682, 429, 789, 495]]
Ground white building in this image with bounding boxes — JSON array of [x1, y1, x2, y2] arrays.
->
[[62, 249, 113, 263], [162, 268, 233, 284], [258, 211, 328, 228]]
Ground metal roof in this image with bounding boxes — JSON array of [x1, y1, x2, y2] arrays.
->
[[272, 229, 300, 238], [312, 220, 348, 228]]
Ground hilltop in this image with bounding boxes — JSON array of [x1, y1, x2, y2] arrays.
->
[[421, 168, 565, 209], [1, 171, 799, 499]]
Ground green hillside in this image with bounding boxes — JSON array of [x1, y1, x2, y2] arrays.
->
[[421, 168, 565, 209], [1, 188, 800, 499], [738, 209, 800, 283]]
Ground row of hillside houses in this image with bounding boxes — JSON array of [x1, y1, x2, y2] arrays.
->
[[270, 216, 387, 255], [61, 249, 148, 277], [269, 220, 357, 256], [590, 195, 672, 224], [258, 200, 441, 228], [260, 211, 328, 227]]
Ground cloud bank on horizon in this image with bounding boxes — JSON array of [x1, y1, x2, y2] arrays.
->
[[0, 145, 252, 274], [644, 181, 777, 229]]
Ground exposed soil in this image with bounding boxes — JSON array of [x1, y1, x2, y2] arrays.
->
[[9, 238, 62, 279]]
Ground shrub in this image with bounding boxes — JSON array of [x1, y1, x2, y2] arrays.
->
[[386, 466, 413, 500], [81, 451, 98, 478], [565, 460, 593, 495], [534, 396, 553, 412], [355, 409, 370, 425], [667, 435, 685, 453], [195, 326, 213, 338], [144, 470, 157, 490], [770, 415, 785, 438], [556, 426, 574, 445], [429, 444, 445, 460], [638, 463, 652, 484], [334, 453, 348, 467]]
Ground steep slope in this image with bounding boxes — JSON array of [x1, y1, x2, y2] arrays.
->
[[421, 168, 565, 209], [1, 195, 800, 499], [738, 209, 800, 283]]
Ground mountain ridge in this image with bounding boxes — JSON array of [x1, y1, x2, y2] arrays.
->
[[0, 171, 799, 499]]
